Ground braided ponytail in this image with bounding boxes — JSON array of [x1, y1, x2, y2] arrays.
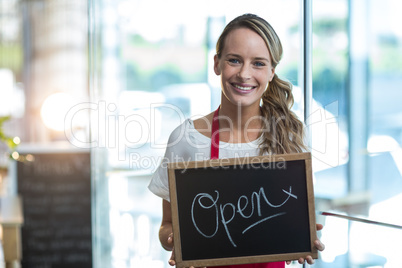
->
[[260, 74, 307, 155]]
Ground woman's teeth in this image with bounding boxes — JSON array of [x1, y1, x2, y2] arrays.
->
[[234, 84, 253, 91]]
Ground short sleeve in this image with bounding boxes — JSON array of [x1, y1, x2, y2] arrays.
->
[[148, 156, 170, 201], [148, 121, 188, 202]]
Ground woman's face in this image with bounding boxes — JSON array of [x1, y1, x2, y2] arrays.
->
[[214, 27, 275, 109]]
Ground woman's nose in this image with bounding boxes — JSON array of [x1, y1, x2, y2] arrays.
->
[[237, 65, 251, 80]]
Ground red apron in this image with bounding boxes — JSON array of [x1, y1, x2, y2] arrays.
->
[[209, 107, 285, 268]]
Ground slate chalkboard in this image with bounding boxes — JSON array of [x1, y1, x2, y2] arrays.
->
[[17, 150, 92, 268], [168, 152, 317, 268]]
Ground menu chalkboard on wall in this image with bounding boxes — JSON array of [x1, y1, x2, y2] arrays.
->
[[168, 152, 317, 268], [17, 149, 92, 268]]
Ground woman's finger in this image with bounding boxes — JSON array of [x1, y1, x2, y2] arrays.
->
[[314, 239, 325, 251], [168, 246, 176, 266], [306, 255, 315, 265], [167, 233, 173, 244]]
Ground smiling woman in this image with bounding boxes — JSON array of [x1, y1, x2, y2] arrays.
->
[[214, 27, 275, 109], [89, 1, 309, 267], [211, 14, 306, 154], [149, 13, 324, 268]]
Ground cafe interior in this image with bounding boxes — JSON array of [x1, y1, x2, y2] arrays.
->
[[0, 0, 401, 267]]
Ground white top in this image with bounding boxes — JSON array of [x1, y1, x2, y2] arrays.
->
[[148, 119, 264, 201]]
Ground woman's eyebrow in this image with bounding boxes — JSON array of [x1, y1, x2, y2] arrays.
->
[[225, 53, 269, 62], [225, 53, 242, 58], [253, 57, 270, 62]]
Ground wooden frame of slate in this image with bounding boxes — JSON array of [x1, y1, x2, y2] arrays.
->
[[168, 152, 318, 268]]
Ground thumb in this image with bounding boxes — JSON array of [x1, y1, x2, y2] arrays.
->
[[168, 246, 176, 266]]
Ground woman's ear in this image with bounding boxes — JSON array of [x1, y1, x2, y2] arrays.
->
[[269, 67, 275, 82], [213, 54, 221, 75]]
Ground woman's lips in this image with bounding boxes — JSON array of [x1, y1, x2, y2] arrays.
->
[[231, 83, 257, 93]]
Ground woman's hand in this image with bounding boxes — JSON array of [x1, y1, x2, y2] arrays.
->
[[286, 223, 325, 265]]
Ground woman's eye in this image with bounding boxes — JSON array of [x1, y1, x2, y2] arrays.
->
[[228, 59, 240, 64], [254, 61, 265, 67]]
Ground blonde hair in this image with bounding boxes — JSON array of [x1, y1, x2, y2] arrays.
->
[[216, 14, 307, 154]]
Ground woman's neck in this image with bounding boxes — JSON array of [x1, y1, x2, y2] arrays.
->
[[219, 103, 263, 143]]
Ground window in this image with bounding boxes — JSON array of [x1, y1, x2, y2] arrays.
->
[[314, 0, 402, 267]]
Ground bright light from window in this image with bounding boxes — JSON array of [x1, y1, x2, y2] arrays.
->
[[11, 151, 20, 160], [13, 136, 20, 145], [320, 213, 349, 263], [368, 135, 399, 154], [40, 92, 75, 131]]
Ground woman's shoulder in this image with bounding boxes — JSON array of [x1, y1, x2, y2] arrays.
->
[[166, 114, 213, 147], [192, 112, 214, 139]]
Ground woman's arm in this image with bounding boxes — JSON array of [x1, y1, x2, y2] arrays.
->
[[159, 199, 206, 268], [159, 199, 174, 251]]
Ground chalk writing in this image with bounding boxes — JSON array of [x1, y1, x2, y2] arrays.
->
[[191, 186, 297, 247], [18, 152, 92, 267]]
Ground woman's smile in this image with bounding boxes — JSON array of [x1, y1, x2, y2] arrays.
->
[[231, 82, 257, 93], [214, 27, 275, 108]]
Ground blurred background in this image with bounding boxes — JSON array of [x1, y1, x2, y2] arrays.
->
[[0, 0, 401, 267]]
